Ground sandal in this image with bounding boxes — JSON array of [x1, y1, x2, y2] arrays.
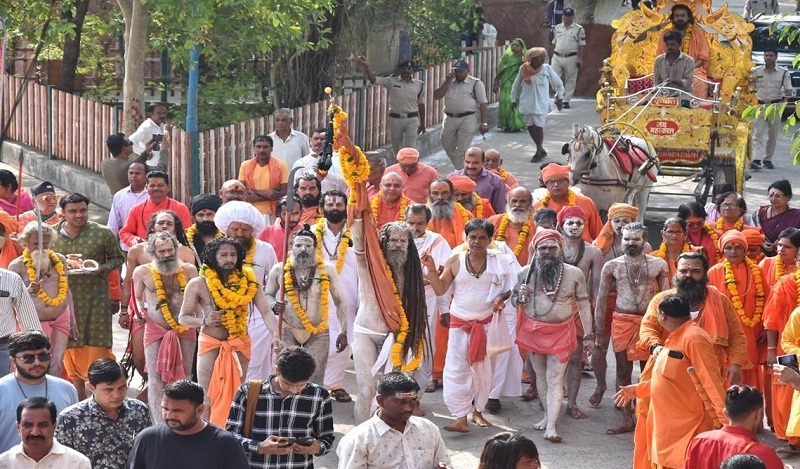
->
[[330, 388, 352, 403], [776, 444, 800, 455]]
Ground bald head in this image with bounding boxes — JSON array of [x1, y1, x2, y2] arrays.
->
[[380, 172, 404, 203], [484, 148, 502, 170], [220, 179, 247, 203]]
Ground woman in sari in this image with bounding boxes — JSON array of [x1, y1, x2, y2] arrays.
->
[[750, 180, 800, 256], [493, 38, 527, 132], [0, 169, 33, 215]]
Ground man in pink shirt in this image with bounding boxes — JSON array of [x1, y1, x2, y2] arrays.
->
[[119, 171, 191, 247], [257, 195, 302, 262], [385, 148, 439, 203]]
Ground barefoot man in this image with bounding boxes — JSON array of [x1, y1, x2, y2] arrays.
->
[[178, 237, 280, 427], [556, 206, 604, 420], [594, 222, 669, 435], [423, 219, 516, 433], [133, 231, 198, 422], [9, 223, 74, 377], [266, 225, 348, 386]]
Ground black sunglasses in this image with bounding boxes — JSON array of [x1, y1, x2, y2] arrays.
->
[[15, 352, 51, 364]]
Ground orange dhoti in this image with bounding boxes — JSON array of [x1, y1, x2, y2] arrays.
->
[[198, 332, 252, 427], [516, 317, 576, 364], [611, 312, 649, 362], [433, 316, 448, 381], [64, 346, 115, 382]]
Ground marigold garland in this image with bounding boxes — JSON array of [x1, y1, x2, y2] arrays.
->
[[654, 242, 691, 260], [776, 256, 785, 281], [795, 269, 800, 307], [716, 217, 744, 232], [329, 104, 370, 205], [314, 218, 351, 273], [540, 188, 577, 208], [682, 26, 693, 55], [186, 224, 222, 246], [494, 214, 533, 257], [498, 168, 508, 183], [151, 265, 189, 333], [201, 266, 258, 339], [723, 257, 765, 328], [371, 193, 408, 224], [22, 250, 67, 306], [701, 224, 721, 263], [472, 194, 484, 219], [283, 250, 330, 335], [383, 262, 424, 372], [457, 204, 472, 225]]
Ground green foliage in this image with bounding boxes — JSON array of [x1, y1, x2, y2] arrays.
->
[[168, 74, 270, 131]]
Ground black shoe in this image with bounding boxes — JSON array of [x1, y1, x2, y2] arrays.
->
[[530, 150, 545, 163], [750, 160, 763, 170], [763, 160, 774, 169], [563, 102, 570, 109], [486, 398, 502, 413]]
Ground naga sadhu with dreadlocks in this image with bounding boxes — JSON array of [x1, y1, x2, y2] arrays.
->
[[351, 208, 429, 424]]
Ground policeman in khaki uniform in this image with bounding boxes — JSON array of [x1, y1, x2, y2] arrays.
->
[[751, 48, 792, 170], [433, 59, 489, 169], [359, 57, 426, 157], [551, 8, 586, 109]]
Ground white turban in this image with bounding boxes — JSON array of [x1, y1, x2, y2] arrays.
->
[[214, 201, 266, 234]]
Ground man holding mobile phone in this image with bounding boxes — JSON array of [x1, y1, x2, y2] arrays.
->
[[226, 347, 335, 468]]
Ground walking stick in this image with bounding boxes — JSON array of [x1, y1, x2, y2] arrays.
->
[[277, 166, 302, 342], [687, 366, 724, 428]]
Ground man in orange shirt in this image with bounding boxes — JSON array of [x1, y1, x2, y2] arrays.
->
[[484, 149, 519, 193], [707, 230, 766, 390], [616, 295, 726, 469], [294, 174, 322, 226], [450, 175, 495, 219], [238, 135, 289, 224], [384, 148, 439, 204], [119, 171, 192, 248], [488, 187, 535, 266], [372, 172, 412, 229], [533, 163, 602, 241]]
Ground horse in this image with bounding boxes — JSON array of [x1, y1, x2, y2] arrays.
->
[[565, 123, 656, 222]]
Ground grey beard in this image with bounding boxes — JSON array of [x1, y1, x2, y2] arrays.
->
[[30, 250, 52, 273], [624, 245, 644, 256], [430, 200, 454, 220], [507, 208, 532, 224], [155, 256, 180, 275], [535, 255, 562, 290], [293, 252, 316, 269], [386, 249, 407, 274], [460, 198, 475, 210]]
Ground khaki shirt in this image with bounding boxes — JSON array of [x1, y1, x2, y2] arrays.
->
[[753, 65, 792, 102], [654, 52, 695, 95], [552, 22, 586, 55], [443, 75, 488, 114], [375, 76, 425, 114]]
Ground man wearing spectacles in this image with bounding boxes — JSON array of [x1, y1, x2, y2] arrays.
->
[[15, 182, 62, 235], [0, 331, 78, 453]]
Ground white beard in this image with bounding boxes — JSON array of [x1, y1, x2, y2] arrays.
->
[[30, 250, 52, 273], [507, 208, 532, 224]]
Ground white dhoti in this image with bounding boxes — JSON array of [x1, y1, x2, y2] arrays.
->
[[245, 309, 273, 380], [412, 285, 439, 392], [323, 303, 356, 389], [443, 326, 493, 418], [489, 303, 523, 399]]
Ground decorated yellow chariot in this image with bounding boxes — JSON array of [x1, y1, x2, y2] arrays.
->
[[594, 0, 756, 208]]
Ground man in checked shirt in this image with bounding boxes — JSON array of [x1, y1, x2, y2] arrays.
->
[[226, 347, 334, 469]]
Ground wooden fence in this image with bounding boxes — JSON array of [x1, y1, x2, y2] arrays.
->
[[1, 44, 505, 203]]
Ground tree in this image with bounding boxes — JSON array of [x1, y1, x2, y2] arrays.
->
[[116, 0, 149, 134], [57, 0, 91, 92]]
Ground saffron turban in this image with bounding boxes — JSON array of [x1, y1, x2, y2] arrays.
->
[[742, 228, 765, 247], [540, 163, 571, 183], [214, 200, 266, 234], [449, 175, 477, 192], [557, 205, 586, 226], [608, 203, 639, 220], [396, 148, 420, 164], [532, 228, 564, 248], [524, 47, 547, 62], [719, 230, 747, 251]]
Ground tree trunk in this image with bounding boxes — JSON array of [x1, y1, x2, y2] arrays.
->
[[117, 0, 148, 134], [57, 0, 91, 92]]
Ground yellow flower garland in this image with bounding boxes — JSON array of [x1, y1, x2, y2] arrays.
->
[[22, 250, 67, 306], [329, 104, 370, 205], [796, 269, 800, 307], [371, 193, 408, 224], [472, 194, 484, 219], [151, 265, 189, 333], [457, 204, 472, 225], [654, 242, 691, 260], [702, 224, 721, 263], [283, 250, 330, 334], [681, 26, 693, 55], [723, 258, 765, 328], [494, 214, 533, 257], [383, 262, 424, 372], [186, 224, 222, 246], [716, 217, 744, 232], [498, 168, 508, 183], [201, 266, 258, 339], [313, 217, 350, 273], [540, 188, 577, 208], [776, 256, 785, 281]]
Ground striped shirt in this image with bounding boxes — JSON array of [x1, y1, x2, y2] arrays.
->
[[226, 376, 334, 469], [0, 268, 41, 338]]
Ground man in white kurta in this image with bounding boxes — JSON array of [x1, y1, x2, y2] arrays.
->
[[213, 201, 278, 381]]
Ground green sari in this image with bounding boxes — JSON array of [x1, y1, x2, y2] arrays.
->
[[496, 38, 527, 131]]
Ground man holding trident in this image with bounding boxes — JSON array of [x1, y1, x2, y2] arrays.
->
[[328, 95, 429, 424]]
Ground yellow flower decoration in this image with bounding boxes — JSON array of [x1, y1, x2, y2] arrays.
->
[[702, 224, 721, 263], [494, 214, 533, 257], [371, 193, 408, 224], [716, 217, 744, 232], [23, 250, 68, 307], [283, 248, 330, 335], [186, 224, 222, 246], [776, 256, 785, 281], [201, 266, 258, 339], [313, 217, 351, 274], [472, 194, 484, 219], [723, 257, 765, 328], [795, 270, 800, 307], [329, 104, 370, 205], [498, 168, 508, 183], [383, 262, 424, 372], [540, 188, 577, 208], [654, 242, 691, 260], [151, 265, 189, 333], [457, 204, 472, 226]]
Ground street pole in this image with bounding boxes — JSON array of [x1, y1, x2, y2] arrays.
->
[[187, 44, 200, 196]]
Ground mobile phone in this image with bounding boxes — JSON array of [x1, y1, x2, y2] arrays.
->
[[152, 133, 164, 151], [777, 354, 799, 373], [277, 436, 296, 447], [296, 436, 315, 447]]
